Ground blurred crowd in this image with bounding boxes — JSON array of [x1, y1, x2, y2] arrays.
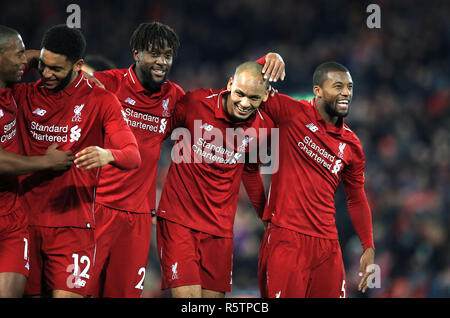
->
[[1, 0, 448, 297]]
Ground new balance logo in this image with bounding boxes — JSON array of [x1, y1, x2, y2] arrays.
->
[[200, 123, 214, 131], [0, 109, 4, 118], [33, 108, 47, 116], [125, 97, 136, 105], [306, 123, 319, 132]]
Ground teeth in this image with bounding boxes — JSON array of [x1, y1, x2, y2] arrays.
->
[[236, 105, 250, 113], [152, 69, 166, 75]]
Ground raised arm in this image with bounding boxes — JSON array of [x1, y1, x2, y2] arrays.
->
[[256, 52, 286, 83]]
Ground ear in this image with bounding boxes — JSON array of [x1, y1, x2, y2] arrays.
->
[[132, 50, 140, 63], [262, 88, 270, 102], [227, 76, 234, 91], [73, 59, 84, 72], [313, 85, 322, 99]]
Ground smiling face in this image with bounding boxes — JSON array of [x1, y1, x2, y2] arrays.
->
[[38, 48, 82, 91], [133, 41, 173, 91], [0, 35, 27, 87], [225, 70, 269, 122], [314, 71, 353, 123]]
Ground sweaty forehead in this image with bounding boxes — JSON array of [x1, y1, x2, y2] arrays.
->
[[233, 72, 266, 93], [1, 35, 24, 52], [326, 71, 353, 84]]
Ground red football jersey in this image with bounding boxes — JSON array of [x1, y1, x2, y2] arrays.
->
[[261, 93, 371, 242], [93, 65, 185, 213], [0, 87, 21, 216], [13, 74, 134, 228], [156, 88, 274, 238]]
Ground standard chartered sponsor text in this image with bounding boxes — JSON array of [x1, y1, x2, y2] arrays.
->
[[2, 119, 17, 143], [192, 137, 242, 164], [30, 121, 69, 142], [298, 135, 336, 170], [124, 108, 164, 133]]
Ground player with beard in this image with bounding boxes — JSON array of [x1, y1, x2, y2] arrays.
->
[[11, 25, 141, 298], [83, 22, 284, 298], [0, 26, 75, 298], [257, 61, 375, 298]]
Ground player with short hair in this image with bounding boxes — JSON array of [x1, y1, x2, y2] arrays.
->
[[0, 25, 75, 298], [156, 60, 278, 298], [12, 24, 141, 298], [257, 60, 375, 298]]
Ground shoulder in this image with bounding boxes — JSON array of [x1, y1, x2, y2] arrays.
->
[[164, 80, 185, 97], [181, 88, 217, 103], [342, 123, 365, 156], [342, 123, 360, 143], [89, 84, 120, 104], [94, 68, 128, 79]]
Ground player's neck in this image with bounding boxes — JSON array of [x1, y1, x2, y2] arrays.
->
[[0, 80, 6, 90], [316, 102, 338, 126]]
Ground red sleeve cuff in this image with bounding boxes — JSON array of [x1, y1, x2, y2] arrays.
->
[[256, 55, 266, 66]]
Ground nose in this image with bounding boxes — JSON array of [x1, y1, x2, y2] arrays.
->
[[20, 54, 27, 65], [41, 66, 53, 78], [240, 97, 251, 108], [341, 86, 351, 97], [155, 54, 168, 65]]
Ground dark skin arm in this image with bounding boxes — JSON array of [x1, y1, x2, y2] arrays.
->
[[0, 143, 74, 176], [24, 49, 40, 70]]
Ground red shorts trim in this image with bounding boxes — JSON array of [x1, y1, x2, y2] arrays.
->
[[89, 204, 152, 298], [24, 226, 95, 297], [157, 218, 233, 292], [258, 223, 346, 298], [0, 208, 30, 277]]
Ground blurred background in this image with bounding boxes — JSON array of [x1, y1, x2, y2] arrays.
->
[[2, 0, 448, 298]]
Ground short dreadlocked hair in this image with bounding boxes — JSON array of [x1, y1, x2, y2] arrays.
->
[[41, 24, 86, 63], [129, 22, 180, 56]]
